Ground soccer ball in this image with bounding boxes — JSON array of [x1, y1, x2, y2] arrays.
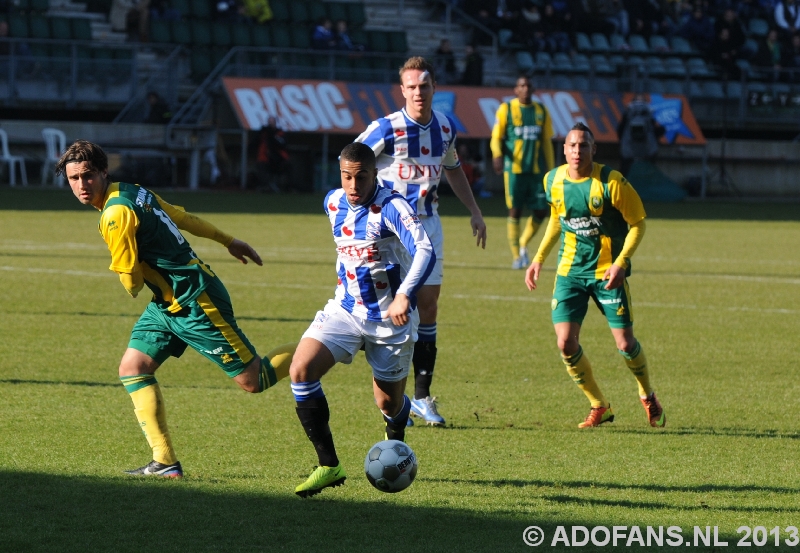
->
[[364, 439, 418, 493]]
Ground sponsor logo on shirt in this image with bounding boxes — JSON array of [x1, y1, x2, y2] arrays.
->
[[400, 213, 422, 230], [591, 196, 603, 209], [395, 163, 442, 181], [107, 219, 118, 231], [337, 244, 381, 262], [221, 353, 234, 364], [366, 221, 381, 240]]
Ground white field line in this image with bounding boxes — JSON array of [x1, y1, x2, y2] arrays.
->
[[0, 239, 330, 256]]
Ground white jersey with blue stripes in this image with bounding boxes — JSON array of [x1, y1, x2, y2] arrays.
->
[[355, 108, 460, 218], [325, 185, 436, 322]]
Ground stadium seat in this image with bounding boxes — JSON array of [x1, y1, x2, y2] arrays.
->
[[516, 51, 534, 74], [191, 47, 213, 79], [30, 0, 49, 13], [594, 77, 616, 92], [309, 2, 327, 23], [50, 17, 72, 40], [326, 2, 349, 23], [290, 26, 311, 49], [0, 128, 29, 187], [608, 53, 625, 69], [350, 29, 368, 49], [251, 25, 270, 47], [726, 80, 742, 99], [231, 24, 252, 47], [272, 26, 291, 48], [669, 36, 693, 55], [368, 30, 388, 52], [41, 128, 66, 187], [290, 2, 310, 24], [649, 34, 670, 53], [171, 20, 192, 45], [150, 19, 171, 43], [348, 2, 367, 28], [687, 80, 703, 97], [572, 53, 591, 73], [663, 79, 684, 95], [701, 80, 725, 98], [212, 23, 232, 47], [590, 32, 610, 52], [191, 20, 212, 46], [645, 79, 665, 94], [590, 53, 614, 74], [535, 51, 552, 71], [735, 58, 759, 80], [610, 33, 628, 51], [645, 56, 666, 77], [572, 75, 590, 91], [575, 32, 592, 52], [190, 0, 212, 20], [170, 0, 191, 18], [29, 15, 50, 39], [748, 18, 769, 37], [686, 57, 713, 78], [71, 18, 93, 41], [498, 28, 514, 49], [628, 34, 649, 53], [388, 31, 407, 54], [552, 52, 573, 72], [270, 0, 290, 22], [552, 74, 573, 90], [663, 57, 686, 78]]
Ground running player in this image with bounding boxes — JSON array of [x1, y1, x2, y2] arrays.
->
[[57, 140, 296, 477], [525, 123, 666, 429], [291, 142, 435, 497], [491, 75, 554, 269], [355, 56, 487, 427]]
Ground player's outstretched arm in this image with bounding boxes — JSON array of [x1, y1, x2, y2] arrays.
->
[[227, 238, 263, 266], [444, 167, 487, 249]]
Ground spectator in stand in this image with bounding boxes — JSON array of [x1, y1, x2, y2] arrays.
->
[[243, 0, 272, 24], [603, 0, 631, 37], [0, 20, 9, 57], [715, 8, 752, 57], [679, 5, 716, 52], [461, 44, 484, 85], [775, 0, 800, 39], [433, 39, 458, 84], [625, 0, 668, 38], [710, 27, 742, 79], [755, 28, 784, 80], [335, 20, 363, 51], [464, 0, 501, 44], [784, 33, 800, 81], [617, 94, 665, 176], [312, 18, 338, 50], [255, 117, 290, 193], [517, 2, 548, 52], [540, 2, 573, 53], [737, 0, 768, 21], [110, 0, 150, 42], [144, 91, 172, 124]]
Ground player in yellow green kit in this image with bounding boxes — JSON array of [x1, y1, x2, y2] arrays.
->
[[57, 140, 297, 477], [491, 75, 555, 269], [525, 123, 665, 429]]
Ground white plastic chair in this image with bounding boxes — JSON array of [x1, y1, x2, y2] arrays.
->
[[0, 129, 28, 186], [41, 128, 66, 187]]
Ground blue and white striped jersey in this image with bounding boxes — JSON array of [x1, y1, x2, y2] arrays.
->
[[325, 185, 435, 322], [355, 108, 460, 218]]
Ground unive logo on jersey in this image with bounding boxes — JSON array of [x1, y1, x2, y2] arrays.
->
[[337, 244, 381, 263], [562, 216, 602, 237], [395, 163, 442, 182]]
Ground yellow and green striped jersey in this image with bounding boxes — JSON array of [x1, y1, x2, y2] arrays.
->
[[544, 163, 646, 279], [490, 98, 555, 175], [99, 182, 221, 312]]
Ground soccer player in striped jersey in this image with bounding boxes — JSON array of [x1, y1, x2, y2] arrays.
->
[[525, 123, 666, 429], [57, 140, 297, 478], [491, 75, 555, 270], [355, 56, 487, 427], [291, 142, 435, 497]]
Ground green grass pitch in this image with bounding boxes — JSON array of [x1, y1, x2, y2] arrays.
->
[[1, 188, 799, 552]]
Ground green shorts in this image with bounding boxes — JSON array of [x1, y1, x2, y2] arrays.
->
[[550, 274, 634, 328], [128, 278, 257, 377], [504, 171, 547, 212]]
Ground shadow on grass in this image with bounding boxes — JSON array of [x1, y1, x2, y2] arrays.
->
[[0, 471, 546, 553], [544, 494, 800, 513], [4, 188, 800, 221], [425, 477, 800, 495]]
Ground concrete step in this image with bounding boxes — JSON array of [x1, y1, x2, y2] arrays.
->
[[90, 21, 127, 42]]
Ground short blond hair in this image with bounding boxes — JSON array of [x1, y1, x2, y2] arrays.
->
[[399, 56, 436, 84]]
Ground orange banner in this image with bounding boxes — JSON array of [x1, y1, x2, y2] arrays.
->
[[223, 77, 705, 145]]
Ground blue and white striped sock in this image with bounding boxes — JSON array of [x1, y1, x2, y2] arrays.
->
[[291, 380, 325, 402], [418, 323, 437, 343]]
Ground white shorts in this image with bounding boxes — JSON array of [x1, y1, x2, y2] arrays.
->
[[421, 215, 443, 286], [301, 300, 419, 382]]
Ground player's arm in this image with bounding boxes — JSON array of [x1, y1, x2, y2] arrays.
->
[[525, 205, 560, 291], [385, 199, 436, 326], [354, 119, 387, 157], [490, 103, 508, 174], [155, 195, 263, 266], [444, 167, 487, 248], [542, 107, 555, 172], [100, 204, 144, 298], [602, 171, 647, 289]]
